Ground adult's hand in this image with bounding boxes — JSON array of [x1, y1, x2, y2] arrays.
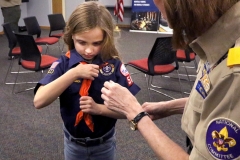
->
[[142, 98, 188, 120], [142, 102, 169, 120], [101, 81, 143, 120]]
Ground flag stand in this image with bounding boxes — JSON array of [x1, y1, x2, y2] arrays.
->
[[114, 0, 121, 32], [114, 25, 121, 32]]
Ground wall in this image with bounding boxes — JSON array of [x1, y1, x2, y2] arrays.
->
[[26, 0, 52, 26], [64, 0, 85, 20], [0, 0, 132, 32]]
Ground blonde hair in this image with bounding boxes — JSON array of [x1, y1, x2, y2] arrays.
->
[[63, 1, 120, 61], [163, 0, 239, 49]]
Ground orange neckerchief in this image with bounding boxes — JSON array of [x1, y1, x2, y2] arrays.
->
[[65, 51, 94, 132]]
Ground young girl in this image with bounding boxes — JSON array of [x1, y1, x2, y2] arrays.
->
[[33, 2, 140, 160]]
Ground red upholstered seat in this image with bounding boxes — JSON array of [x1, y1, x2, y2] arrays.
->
[[176, 49, 196, 61], [35, 37, 59, 45], [21, 55, 58, 69], [128, 58, 176, 74], [11, 47, 21, 55], [50, 33, 64, 38]]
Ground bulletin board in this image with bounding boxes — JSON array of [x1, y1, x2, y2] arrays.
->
[[130, 0, 172, 34]]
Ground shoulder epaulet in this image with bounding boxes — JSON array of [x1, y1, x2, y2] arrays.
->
[[227, 47, 240, 67], [65, 51, 70, 58]]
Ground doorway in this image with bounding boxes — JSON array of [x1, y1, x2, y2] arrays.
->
[[52, 0, 63, 14]]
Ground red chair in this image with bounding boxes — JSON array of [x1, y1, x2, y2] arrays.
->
[[127, 37, 183, 100], [13, 33, 58, 94], [23, 16, 59, 54]]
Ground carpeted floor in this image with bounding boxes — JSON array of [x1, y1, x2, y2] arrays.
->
[[0, 28, 198, 160]]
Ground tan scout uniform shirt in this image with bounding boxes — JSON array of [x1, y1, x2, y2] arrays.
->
[[182, 2, 240, 160], [0, 0, 21, 8]]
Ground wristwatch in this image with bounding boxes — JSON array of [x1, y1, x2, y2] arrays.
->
[[129, 112, 149, 131]]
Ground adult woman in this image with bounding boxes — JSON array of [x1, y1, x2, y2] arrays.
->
[[101, 0, 240, 159]]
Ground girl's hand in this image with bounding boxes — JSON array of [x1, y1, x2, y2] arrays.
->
[[79, 96, 101, 115], [74, 63, 99, 80]]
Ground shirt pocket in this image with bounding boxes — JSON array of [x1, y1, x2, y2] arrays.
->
[[67, 80, 82, 94]]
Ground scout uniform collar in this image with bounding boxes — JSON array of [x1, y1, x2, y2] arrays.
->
[[190, 1, 240, 66], [66, 49, 101, 67]]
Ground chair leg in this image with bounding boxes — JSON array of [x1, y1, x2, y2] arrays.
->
[[182, 62, 193, 89], [4, 57, 35, 84], [5, 60, 37, 85], [60, 37, 65, 53], [12, 66, 38, 94], [4, 56, 14, 84], [130, 71, 142, 75], [193, 59, 198, 69], [14, 87, 35, 94], [45, 44, 49, 54], [12, 65, 21, 94], [176, 70, 184, 97], [57, 41, 63, 54], [148, 75, 176, 100], [145, 74, 152, 101]]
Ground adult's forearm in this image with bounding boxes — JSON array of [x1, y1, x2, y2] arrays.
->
[[137, 116, 189, 160], [165, 97, 188, 116]]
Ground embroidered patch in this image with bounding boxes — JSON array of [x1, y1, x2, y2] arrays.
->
[[74, 80, 81, 83], [200, 73, 211, 93], [47, 62, 59, 74], [100, 63, 114, 76], [120, 64, 129, 76], [50, 62, 59, 69], [206, 118, 240, 160], [126, 74, 133, 86]]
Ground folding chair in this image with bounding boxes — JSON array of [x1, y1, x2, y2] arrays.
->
[[13, 33, 58, 94], [127, 37, 183, 101], [23, 16, 59, 54]]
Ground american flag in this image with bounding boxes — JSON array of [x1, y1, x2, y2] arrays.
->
[[114, 0, 124, 22]]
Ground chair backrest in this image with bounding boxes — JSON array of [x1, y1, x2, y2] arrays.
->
[[15, 33, 42, 70], [148, 37, 178, 74], [23, 16, 41, 38], [2, 22, 18, 55], [48, 13, 66, 32]]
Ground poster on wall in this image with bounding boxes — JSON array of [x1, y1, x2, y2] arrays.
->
[[130, 0, 172, 34]]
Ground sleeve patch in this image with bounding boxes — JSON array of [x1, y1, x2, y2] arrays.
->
[[47, 62, 59, 74], [206, 117, 240, 160], [120, 64, 130, 76], [50, 62, 59, 69], [126, 75, 133, 86], [120, 64, 133, 86]]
